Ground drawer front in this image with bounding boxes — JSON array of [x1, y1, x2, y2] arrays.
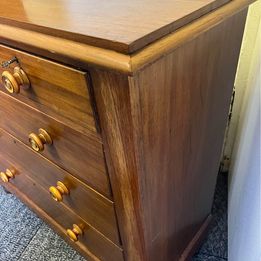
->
[[0, 91, 111, 197], [0, 155, 124, 261], [0, 44, 97, 134], [0, 128, 120, 245]]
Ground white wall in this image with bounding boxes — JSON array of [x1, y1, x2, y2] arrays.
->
[[228, 1, 261, 260]]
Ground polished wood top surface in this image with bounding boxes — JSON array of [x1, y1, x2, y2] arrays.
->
[[0, 0, 230, 53]]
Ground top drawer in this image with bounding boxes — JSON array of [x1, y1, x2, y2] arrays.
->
[[0, 44, 97, 134]]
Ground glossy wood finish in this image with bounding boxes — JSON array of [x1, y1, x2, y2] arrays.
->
[[0, 128, 120, 245], [1, 66, 30, 93], [0, 44, 98, 134], [0, 0, 230, 54], [0, 0, 254, 75], [0, 168, 16, 183], [91, 71, 146, 261], [0, 92, 111, 197], [0, 155, 124, 261], [130, 0, 256, 72], [91, 9, 248, 261], [0, 1, 254, 260]]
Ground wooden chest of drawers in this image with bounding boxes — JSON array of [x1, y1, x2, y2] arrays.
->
[[0, 0, 255, 260]]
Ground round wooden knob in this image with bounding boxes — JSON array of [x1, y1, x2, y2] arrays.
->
[[0, 169, 16, 183], [49, 181, 69, 202], [29, 128, 52, 152], [1, 67, 30, 94], [66, 224, 83, 242]]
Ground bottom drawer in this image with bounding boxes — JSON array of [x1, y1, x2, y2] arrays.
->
[[0, 128, 120, 245], [0, 155, 124, 261]]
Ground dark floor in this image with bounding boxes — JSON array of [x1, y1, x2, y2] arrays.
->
[[0, 174, 227, 261], [192, 173, 228, 261]]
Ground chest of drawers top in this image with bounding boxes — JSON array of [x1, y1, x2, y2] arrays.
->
[[0, 0, 241, 74], [0, 0, 230, 54]]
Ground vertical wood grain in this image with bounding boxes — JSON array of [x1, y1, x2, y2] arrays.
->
[[91, 9, 248, 261], [91, 70, 147, 261]]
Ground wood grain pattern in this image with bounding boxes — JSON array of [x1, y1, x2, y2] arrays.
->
[[0, 128, 120, 245], [0, 1, 254, 260], [0, 24, 132, 74], [0, 154, 124, 261], [0, 0, 230, 54], [91, 9, 247, 261], [0, 91, 111, 198], [0, 0, 254, 74], [91, 70, 147, 261], [131, 0, 256, 72], [0, 44, 98, 134]]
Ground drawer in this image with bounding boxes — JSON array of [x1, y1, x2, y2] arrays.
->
[[0, 91, 111, 198], [0, 155, 124, 261], [0, 128, 120, 245], [0, 44, 97, 134]]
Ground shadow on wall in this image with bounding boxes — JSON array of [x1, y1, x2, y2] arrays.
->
[[228, 1, 261, 260]]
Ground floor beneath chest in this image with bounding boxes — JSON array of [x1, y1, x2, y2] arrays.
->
[[0, 173, 227, 261]]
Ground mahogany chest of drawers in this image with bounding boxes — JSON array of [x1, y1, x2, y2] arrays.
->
[[0, 0, 254, 260]]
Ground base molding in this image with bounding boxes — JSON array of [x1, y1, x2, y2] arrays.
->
[[180, 215, 213, 261]]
